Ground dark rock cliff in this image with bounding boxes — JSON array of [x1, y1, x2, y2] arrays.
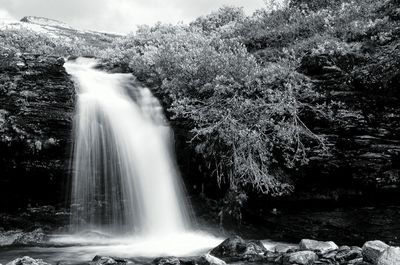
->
[[0, 53, 75, 210], [290, 22, 400, 204]]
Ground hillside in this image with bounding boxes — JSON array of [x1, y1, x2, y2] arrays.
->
[[0, 16, 119, 58]]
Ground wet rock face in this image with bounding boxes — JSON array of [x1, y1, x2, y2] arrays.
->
[[294, 44, 400, 201], [0, 53, 75, 210]]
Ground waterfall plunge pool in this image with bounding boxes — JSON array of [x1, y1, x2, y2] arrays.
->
[[0, 231, 230, 264]]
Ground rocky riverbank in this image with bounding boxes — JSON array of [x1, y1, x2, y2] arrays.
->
[[2, 236, 399, 265]]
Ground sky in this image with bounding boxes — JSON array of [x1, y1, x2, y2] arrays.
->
[[0, 0, 265, 33]]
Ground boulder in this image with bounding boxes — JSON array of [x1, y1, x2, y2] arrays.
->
[[319, 250, 337, 263], [6, 256, 50, 265], [13, 228, 47, 246], [377, 246, 400, 265], [91, 256, 127, 265], [339, 246, 351, 252], [335, 248, 362, 263], [362, 240, 389, 264], [197, 254, 226, 265], [282, 250, 318, 265], [0, 230, 23, 246], [347, 258, 364, 264], [209, 236, 266, 261], [209, 236, 245, 259], [299, 239, 338, 254], [152, 257, 180, 265], [242, 240, 267, 256], [274, 244, 297, 253], [264, 251, 282, 263]]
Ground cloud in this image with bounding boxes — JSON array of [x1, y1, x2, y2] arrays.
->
[[0, 0, 265, 33]]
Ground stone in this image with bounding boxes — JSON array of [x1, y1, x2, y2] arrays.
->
[[351, 246, 363, 252], [282, 250, 318, 265], [13, 228, 47, 246], [0, 230, 23, 246], [299, 239, 338, 254], [347, 257, 363, 264], [152, 257, 180, 265], [274, 244, 297, 253], [335, 249, 362, 262], [197, 254, 226, 265], [209, 236, 266, 261], [377, 246, 400, 265], [321, 250, 337, 262], [6, 256, 50, 265], [209, 236, 246, 259], [339, 245, 351, 252], [243, 240, 267, 256], [91, 256, 127, 265], [264, 251, 282, 263], [362, 240, 389, 264]]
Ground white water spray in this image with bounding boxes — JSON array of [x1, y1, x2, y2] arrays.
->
[[59, 58, 222, 258], [65, 58, 188, 236]]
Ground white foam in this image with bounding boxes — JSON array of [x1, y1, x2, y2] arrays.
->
[[50, 231, 223, 258]]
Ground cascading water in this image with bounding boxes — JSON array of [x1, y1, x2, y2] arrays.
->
[[54, 58, 222, 258], [64, 58, 189, 236]]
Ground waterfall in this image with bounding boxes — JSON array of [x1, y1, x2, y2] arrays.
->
[[64, 58, 189, 236]]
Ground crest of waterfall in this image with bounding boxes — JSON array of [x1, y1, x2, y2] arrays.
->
[[64, 58, 189, 236]]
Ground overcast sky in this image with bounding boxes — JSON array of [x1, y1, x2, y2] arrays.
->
[[0, 0, 265, 33]]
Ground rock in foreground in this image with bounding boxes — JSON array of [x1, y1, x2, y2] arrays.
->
[[152, 257, 180, 265], [4, 237, 400, 265], [299, 239, 338, 254], [377, 247, 400, 265], [362, 240, 389, 264], [6, 256, 50, 265], [13, 228, 47, 246], [209, 236, 266, 261], [0, 228, 48, 247], [91, 256, 127, 265], [282, 250, 317, 265], [197, 254, 226, 265]]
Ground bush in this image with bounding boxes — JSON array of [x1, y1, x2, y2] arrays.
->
[[99, 22, 327, 199]]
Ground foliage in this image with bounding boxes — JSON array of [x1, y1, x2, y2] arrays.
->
[[98, 18, 326, 199], [98, 0, 395, 204], [190, 6, 246, 33]]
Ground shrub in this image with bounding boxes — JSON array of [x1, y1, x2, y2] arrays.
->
[[100, 23, 326, 199]]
